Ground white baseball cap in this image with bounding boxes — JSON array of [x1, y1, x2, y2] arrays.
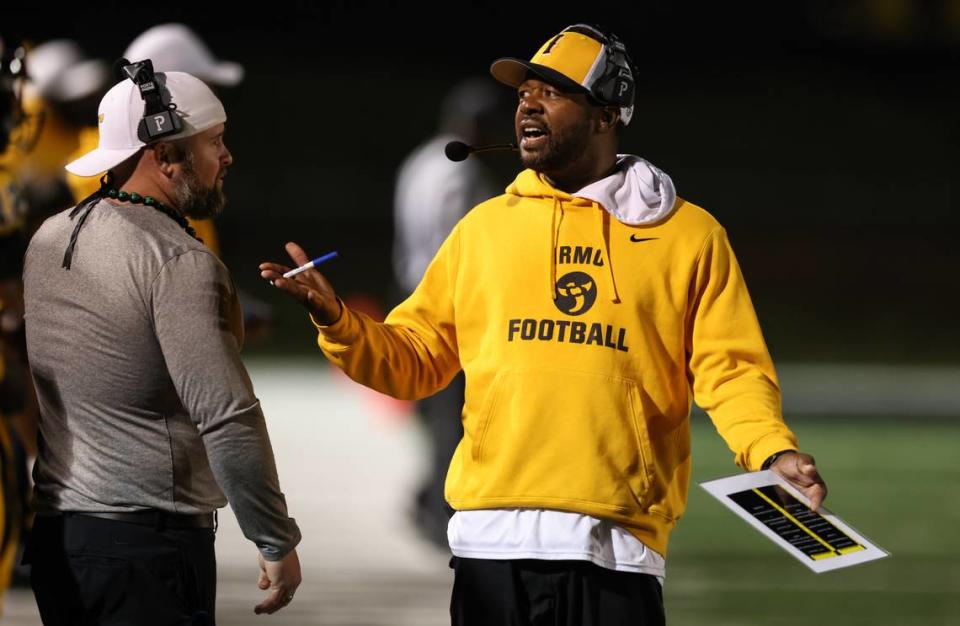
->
[[25, 39, 110, 103], [124, 24, 244, 87], [65, 71, 226, 177]]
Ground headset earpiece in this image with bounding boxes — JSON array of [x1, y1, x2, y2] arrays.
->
[[136, 104, 181, 144]]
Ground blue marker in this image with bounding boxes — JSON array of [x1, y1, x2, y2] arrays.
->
[[282, 251, 338, 278]]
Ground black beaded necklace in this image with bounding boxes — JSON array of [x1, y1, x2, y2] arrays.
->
[[105, 188, 202, 243], [62, 172, 203, 270]]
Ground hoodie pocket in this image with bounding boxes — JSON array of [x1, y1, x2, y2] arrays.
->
[[469, 367, 656, 513]]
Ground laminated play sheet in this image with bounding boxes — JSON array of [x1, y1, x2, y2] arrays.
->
[[700, 470, 889, 573]]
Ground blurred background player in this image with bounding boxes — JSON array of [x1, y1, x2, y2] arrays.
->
[[0, 37, 32, 615], [392, 77, 506, 549], [0, 40, 115, 601], [12, 40, 110, 230]]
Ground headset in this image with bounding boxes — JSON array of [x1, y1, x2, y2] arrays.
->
[[561, 24, 636, 110], [117, 58, 183, 143]]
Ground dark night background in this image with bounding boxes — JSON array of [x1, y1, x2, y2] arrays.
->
[[6, 1, 959, 363]]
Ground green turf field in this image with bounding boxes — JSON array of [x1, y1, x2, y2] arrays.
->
[[664, 417, 960, 625]]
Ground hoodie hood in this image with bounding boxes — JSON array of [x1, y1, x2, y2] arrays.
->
[[506, 155, 677, 226], [575, 155, 676, 225]]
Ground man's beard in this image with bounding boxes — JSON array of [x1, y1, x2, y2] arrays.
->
[[172, 152, 226, 220], [519, 115, 593, 174]]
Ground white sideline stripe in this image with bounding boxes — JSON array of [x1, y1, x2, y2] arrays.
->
[[776, 363, 960, 417]]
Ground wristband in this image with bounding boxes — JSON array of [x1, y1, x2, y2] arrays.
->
[[761, 449, 796, 471]]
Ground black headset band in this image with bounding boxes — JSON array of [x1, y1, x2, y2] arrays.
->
[[117, 58, 183, 143], [560, 24, 636, 109]]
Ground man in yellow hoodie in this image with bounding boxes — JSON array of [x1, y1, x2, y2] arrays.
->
[[261, 24, 827, 625]]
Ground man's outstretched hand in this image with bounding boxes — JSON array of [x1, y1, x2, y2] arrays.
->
[[259, 242, 342, 325], [770, 451, 828, 511]]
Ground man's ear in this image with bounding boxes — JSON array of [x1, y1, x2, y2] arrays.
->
[[598, 106, 621, 133], [153, 142, 176, 178]]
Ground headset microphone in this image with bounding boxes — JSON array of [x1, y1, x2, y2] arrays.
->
[[445, 140, 518, 162]]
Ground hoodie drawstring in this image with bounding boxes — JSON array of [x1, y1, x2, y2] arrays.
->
[[549, 197, 564, 300], [598, 206, 621, 303]]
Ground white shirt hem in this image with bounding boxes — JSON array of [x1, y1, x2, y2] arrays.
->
[[450, 547, 666, 583]]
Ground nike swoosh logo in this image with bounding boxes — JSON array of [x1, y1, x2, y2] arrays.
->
[[630, 235, 659, 243]]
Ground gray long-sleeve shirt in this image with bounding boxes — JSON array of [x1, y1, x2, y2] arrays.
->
[[23, 198, 300, 560]]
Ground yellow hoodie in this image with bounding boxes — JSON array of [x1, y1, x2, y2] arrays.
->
[[317, 164, 798, 556]]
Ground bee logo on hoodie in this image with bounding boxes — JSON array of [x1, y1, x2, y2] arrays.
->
[[554, 271, 597, 316]]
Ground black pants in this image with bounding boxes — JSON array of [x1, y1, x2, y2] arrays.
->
[[26, 514, 217, 625], [450, 557, 665, 626]]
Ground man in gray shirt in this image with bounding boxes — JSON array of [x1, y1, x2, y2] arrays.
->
[[23, 61, 300, 624]]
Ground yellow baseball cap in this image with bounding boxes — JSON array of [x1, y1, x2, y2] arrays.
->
[[490, 24, 635, 123]]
